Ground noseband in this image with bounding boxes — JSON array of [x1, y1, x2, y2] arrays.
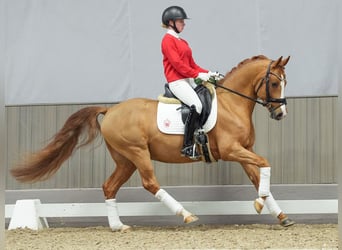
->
[[211, 60, 287, 110]]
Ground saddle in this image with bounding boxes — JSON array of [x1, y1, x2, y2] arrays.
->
[[161, 83, 213, 127], [157, 83, 217, 163]]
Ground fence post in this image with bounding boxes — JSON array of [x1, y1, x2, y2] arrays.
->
[[8, 199, 49, 230]]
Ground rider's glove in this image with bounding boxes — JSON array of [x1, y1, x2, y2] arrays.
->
[[209, 71, 224, 81], [196, 72, 211, 82], [209, 71, 220, 77]]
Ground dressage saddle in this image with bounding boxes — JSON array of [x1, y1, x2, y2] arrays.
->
[[162, 83, 213, 128]]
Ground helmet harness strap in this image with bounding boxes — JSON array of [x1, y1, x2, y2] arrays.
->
[[170, 20, 180, 34]]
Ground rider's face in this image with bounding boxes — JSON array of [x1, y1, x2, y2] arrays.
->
[[174, 19, 185, 33]]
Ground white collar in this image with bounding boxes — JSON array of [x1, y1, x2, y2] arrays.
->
[[167, 29, 180, 39]]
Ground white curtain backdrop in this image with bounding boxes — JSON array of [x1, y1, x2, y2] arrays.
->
[[2, 0, 338, 105]]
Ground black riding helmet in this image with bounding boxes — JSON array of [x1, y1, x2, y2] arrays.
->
[[162, 6, 189, 33]]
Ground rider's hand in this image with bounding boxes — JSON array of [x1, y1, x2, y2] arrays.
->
[[196, 72, 211, 82], [209, 71, 220, 77], [209, 71, 224, 81]]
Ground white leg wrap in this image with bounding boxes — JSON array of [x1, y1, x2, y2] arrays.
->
[[180, 208, 192, 218], [265, 192, 282, 217], [105, 199, 124, 231], [155, 189, 183, 215], [258, 167, 271, 197]]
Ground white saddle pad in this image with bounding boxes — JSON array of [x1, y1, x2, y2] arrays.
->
[[157, 89, 217, 135]]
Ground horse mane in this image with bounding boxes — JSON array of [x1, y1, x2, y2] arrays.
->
[[222, 55, 269, 81]]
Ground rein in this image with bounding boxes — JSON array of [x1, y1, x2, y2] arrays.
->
[[209, 78, 267, 106], [208, 60, 287, 108]]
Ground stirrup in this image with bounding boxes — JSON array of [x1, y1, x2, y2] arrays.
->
[[181, 144, 200, 160]]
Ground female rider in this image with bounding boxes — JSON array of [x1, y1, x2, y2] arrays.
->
[[161, 6, 213, 159]]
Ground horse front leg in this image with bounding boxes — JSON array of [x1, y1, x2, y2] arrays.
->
[[226, 147, 272, 212], [241, 163, 295, 227]]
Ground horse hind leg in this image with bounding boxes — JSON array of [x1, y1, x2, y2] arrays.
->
[[130, 150, 198, 224], [102, 143, 137, 231], [154, 189, 198, 224], [242, 163, 295, 227]]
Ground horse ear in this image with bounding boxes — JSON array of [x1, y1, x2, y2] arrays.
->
[[281, 56, 290, 67], [273, 56, 283, 68]]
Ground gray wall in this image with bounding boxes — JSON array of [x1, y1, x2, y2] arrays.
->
[[0, 0, 5, 245], [6, 96, 337, 190], [4, 0, 339, 106]]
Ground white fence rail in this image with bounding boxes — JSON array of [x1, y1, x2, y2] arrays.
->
[[5, 200, 338, 219], [5, 185, 337, 229]]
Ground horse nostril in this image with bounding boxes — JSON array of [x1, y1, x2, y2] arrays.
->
[[276, 113, 283, 120]]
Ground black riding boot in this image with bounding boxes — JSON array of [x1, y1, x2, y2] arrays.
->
[[181, 105, 200, 159]]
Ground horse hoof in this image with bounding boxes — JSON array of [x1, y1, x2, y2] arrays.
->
[[121, 225, 132, 232], [254, 198, 264, 214], [280, 217, 295, 227], [184, 214, 199, 224], [111, 224, 131, 232]]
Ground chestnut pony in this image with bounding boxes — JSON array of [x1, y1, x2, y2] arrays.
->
[[11, 55, 294, 230]]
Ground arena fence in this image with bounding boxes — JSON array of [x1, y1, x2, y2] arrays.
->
[[5, 184, 337, 229]]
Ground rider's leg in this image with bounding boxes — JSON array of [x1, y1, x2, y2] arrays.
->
[[181, 105, 200, 158], [168, 79, 203, 114], [169, 79, 202, 158]]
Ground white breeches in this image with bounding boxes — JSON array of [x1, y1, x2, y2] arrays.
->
[[168, 78, 202, 114]]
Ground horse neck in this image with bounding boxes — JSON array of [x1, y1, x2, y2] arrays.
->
[[218, 61, 265, 114]]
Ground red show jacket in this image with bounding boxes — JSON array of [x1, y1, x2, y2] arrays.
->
[[161, 32, 208, 83]]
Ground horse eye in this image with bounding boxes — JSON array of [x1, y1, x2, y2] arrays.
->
[[271, 82, 278, 88]]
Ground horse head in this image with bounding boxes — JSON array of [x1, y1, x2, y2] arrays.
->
[[216, 55, 290, 121], [255, 56, 290, 120]]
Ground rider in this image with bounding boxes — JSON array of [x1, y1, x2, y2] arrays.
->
[[161, 6, 213, 159]]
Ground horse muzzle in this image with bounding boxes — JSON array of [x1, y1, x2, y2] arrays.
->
[[269, 104, 287, 121]]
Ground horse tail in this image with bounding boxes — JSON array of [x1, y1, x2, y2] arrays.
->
[[10, 106, 108, 183]]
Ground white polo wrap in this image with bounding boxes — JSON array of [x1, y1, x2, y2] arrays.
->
[[259, 167, 271, 197], [265, 192, 282, 217], [105, 199, 124, 231], [155, 189, 183, 215]]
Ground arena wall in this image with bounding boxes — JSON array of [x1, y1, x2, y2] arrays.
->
[[5, 96, 337, 190]]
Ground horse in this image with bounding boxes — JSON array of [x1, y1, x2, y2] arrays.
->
[[11, 55, 294, 231]]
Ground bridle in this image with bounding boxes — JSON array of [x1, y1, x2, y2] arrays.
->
[[209, 60, 287, 111], [255, 60, 287, 112]]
